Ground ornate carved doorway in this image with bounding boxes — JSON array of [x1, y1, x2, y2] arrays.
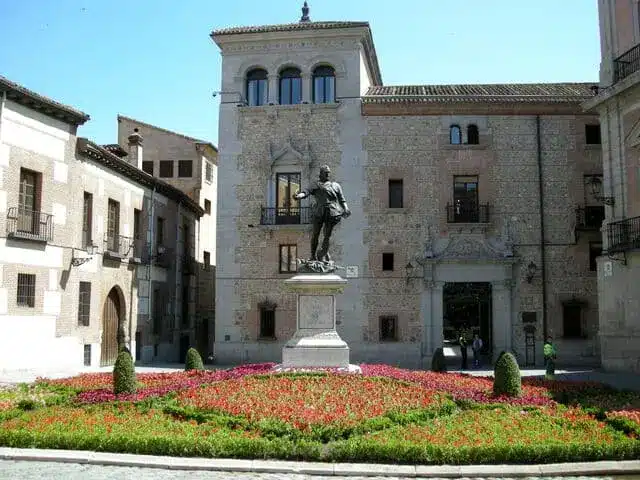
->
[[443, 282, 492, 354]]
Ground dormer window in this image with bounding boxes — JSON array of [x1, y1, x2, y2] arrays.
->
[[467, 124, 479, 145], [279, 67, 302, 105], [312, 65, 336, 104], [246, 68, 268, 106], [450, 125, 462, 145]]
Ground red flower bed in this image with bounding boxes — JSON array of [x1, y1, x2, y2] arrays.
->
[[360, 364, 554, 406], [608, 409, 640, 426], [49, 364, 276, 404], [177, 374, 442, 430], [365, 406, 623, 447]]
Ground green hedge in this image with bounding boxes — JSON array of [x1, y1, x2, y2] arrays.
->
[[0, 427, 638, 464]]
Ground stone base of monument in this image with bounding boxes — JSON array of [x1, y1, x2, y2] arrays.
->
[[274, 273, 361, 373]]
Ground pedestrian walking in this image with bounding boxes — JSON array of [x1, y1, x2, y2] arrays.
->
[[472, 333, 483, 368], [458, 325, 469, 370], [544, 336, 556, 380]]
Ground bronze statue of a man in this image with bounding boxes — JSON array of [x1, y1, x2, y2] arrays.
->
[[293, 165, 350, 262]]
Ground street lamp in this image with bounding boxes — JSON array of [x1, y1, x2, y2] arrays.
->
[[587, 176, 615, 206]]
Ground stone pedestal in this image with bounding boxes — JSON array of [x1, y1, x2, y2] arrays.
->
[[279, 273, 357, 371]]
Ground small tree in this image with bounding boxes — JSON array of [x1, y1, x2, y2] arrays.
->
[[185, 347, 204, 371], [113, 350, 136, 395], [431, 347, 447, 372], [493, 351, 521, 397]]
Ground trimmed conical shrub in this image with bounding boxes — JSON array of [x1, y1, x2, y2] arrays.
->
[[113, 350, 136, 395], [493, 351, 521, 397], [431, 347, 447, 372], [185, 347, 204, 371]]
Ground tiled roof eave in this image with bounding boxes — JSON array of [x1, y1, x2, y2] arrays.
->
[[211, 21, 370, 37], [361, 95, 592, 104], [0, 76, 90, 126], [78, 140, 204, 217]]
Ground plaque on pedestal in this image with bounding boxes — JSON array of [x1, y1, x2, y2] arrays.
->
[[277, 273, 359, 372]]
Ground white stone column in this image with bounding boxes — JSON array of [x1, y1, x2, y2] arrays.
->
[[268, 75, 278, 104], [301, 72, 311, 103], [420, 281, 433, 358], [491, 279, 513, 359], [431, 281, 445, 353]]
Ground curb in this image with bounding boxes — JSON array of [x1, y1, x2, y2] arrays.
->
[[1, 448, 640, 477]]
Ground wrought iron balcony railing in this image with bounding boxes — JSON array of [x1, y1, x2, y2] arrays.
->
[[260, 207, 312, 225], [575, 206, 605, 231], [446, 203, 490, 223], [104, 234, 134, 259], [606, 216, 640, 253], [614, 42, 640, 83], [6, 207, 54, 242]]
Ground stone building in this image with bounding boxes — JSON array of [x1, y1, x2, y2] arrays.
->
[[0, 76, 204, 374], [583, 0, 640, 372], [116, 116, 218, 359], [211, 9, 604, 368]]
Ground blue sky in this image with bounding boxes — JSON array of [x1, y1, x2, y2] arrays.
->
[[0, 0, 600, 146]]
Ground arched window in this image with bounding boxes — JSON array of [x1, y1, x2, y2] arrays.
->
[[279, 67, 302, 105], [312, 65, 336, 104], [246, 68, 268, 106], [450, 125, 462, 145], [467, 124, 479, 145]]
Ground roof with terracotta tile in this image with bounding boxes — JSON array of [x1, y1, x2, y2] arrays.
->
[[0, 75, 90, 125], [211, 21, 370, 37], [363, 82, 597, 103]]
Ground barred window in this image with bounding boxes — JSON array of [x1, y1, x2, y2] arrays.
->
[[259, 308, 276, 339], [205, 162, 213, 183], [78, 281, 91, 326], [17, 273, 36, 308]]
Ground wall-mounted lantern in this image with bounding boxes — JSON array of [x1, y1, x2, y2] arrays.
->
[[71, 244, 98, 267]]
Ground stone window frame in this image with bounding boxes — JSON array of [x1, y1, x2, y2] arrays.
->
[[467, 124, 480, 145], [236, 56, 346, 106], [278, 66, 303, 105], [258, 299, 277, 340], [449, 124, 462, 145], [388, 179, 404, 209], [77, 281, 91, 327], [279, 244, 298, 274], [382, 252, 394, 271], [178, 160, 193, 178], [584, 124, 602, 145], [379, 315, 399, 342], [246, 67, 269, 106], [312, 65, 336, 104], [159, 160, 174, 178], [16, 273, 36, 308]]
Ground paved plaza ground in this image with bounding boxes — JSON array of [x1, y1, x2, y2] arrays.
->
[[2, 460, 639, 480]]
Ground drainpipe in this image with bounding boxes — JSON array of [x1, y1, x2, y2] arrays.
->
[[176, 201, 182, 356], [536, 115, 548, 341], [148, 186, 157, 357]]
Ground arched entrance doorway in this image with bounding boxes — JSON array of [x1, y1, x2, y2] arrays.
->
[[101, 286, 125, 366]]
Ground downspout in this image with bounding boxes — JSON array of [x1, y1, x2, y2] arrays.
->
[[176, 201, 182, 348], [148, 186, 157, 356], [536, 115, 548, 341]]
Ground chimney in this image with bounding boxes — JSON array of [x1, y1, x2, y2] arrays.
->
[[127, 128, 144, 169]]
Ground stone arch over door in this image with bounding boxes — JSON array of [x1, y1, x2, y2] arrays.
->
[[101, 285, 126, 366]]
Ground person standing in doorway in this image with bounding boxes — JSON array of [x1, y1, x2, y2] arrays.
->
[[544, 336, 557, 380], [458, 325, 469, 370], [472, 333, 484, 368]]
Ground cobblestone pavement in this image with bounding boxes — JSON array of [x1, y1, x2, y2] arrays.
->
[[0, 461, 638, 480]]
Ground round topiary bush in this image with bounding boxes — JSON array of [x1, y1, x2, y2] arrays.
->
[[493, 351, 521, 397], [113, 350, 136, 395], [431, 347, 447, 372], [184, 347, 204, 371]]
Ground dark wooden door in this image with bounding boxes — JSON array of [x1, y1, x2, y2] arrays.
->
[[101, 288, 121, 366]]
